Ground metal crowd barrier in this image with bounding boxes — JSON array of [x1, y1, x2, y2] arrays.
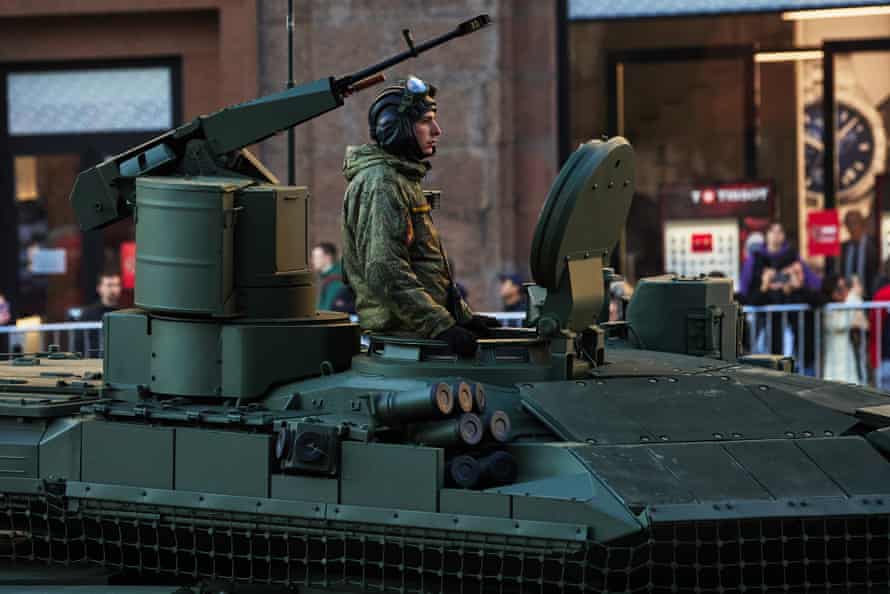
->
[[0, 321, 103, 359], [741, 303, 817, 376], [477, 311, 526, 328], [738, 301, 890, 391]]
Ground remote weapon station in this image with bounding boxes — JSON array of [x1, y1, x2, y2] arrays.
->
[[4, 14, 890, 594]]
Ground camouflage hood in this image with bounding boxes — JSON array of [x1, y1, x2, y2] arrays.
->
[[343, 144, 429, 183]]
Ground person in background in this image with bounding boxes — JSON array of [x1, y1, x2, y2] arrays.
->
[[608, 280, 633, 322], [822, 274, 868, 384], [311, 242, 348, 312], [869, 259, 890, 389], [0, 293, 10, 359], [498, 274, 526, 313], [0, 293, 9, 327], [742, 222, 822, 371], [78, 272, 122, 322], [498, 273, 526, 328], [840, 209, 878, 299], [740, 222, 821, 302], [69, 272, 122, 357]]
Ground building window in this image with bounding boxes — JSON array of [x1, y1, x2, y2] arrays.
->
[[6, 67, 172, 135]]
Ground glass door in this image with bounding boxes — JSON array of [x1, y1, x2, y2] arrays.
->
[[13, 153, 83, 322], [610, 48, 755, 285]]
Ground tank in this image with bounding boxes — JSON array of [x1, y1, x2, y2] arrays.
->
[[3, 14, 890, 594]]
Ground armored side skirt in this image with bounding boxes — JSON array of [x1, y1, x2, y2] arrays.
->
[[2, 490, 889, 593]]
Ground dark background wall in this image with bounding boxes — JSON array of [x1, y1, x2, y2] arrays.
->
[[569, 14, 800, 279]]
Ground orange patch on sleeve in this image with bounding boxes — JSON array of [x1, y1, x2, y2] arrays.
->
[[406, 215, 414, 245]]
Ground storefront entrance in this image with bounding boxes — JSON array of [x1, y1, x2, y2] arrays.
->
[[0, 58, 181, 322]]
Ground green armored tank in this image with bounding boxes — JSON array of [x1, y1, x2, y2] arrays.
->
[[5, 14, 890, 594]]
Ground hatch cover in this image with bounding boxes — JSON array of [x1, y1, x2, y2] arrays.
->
[[530, 137, 635, 290]]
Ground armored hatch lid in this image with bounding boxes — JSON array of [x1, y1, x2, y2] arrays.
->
[[530, 137, 635, 289]]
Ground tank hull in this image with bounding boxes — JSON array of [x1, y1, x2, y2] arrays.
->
[[4, 351, 890, 593]]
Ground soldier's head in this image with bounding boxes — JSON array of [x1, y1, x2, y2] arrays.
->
[[0, 293, 9, 326], [368, 76, 440, 161]]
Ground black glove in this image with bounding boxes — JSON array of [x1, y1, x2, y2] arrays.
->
[[435, 325, 478, 357], [460, 314, 501, 337]]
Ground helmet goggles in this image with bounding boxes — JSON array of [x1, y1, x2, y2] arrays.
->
[[399, 76, 436, 112]]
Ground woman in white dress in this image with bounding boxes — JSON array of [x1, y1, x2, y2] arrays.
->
[[822, 275, 867, 384]]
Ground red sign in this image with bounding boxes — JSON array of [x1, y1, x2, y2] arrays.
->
[[807, 210, 840, 257], [691, 233, 714, 253], [120, 241, 136, 289]]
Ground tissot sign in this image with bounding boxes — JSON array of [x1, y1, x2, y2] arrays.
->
[[690, 184, 771, 205], [662, 181, 774, 219], [660, 180, 775, 286]]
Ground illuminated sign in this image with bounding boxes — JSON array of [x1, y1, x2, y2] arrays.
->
[[691, 233, 714, 253]]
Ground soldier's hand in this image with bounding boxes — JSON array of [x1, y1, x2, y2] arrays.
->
[[461, 314, 501, 337], [436, 325, 478, 357]]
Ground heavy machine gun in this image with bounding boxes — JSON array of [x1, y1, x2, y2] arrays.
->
[[70, 14, 491, 231]]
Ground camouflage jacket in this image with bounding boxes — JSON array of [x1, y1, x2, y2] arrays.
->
[[341, 144, 472, 338]]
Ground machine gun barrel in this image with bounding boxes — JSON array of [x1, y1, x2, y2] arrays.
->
[[333, 14, 491, 92], [69, 14, 491, 231]]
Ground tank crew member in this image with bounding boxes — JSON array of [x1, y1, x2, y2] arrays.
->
[[341, 76, 498, 356]]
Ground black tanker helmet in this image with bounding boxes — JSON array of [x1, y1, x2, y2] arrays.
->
[[368, 76, 437, 161]]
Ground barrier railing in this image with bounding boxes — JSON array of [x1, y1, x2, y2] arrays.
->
[[0, 321, 103, 359], [740, 303, 816, 376], [477, 311, 526, 328]]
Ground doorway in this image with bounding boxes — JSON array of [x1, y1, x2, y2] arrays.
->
[[0, 57, 181, 323]]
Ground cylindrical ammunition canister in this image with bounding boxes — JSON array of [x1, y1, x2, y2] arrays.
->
[[483, 410, 511, 443], [447, 454, 482, 488], [374, 383, 454, 424], [471, 382, 486, 412], [412, 412, 484, 447], [453, 381, 474, 413], [478, 451, 518, 487]]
